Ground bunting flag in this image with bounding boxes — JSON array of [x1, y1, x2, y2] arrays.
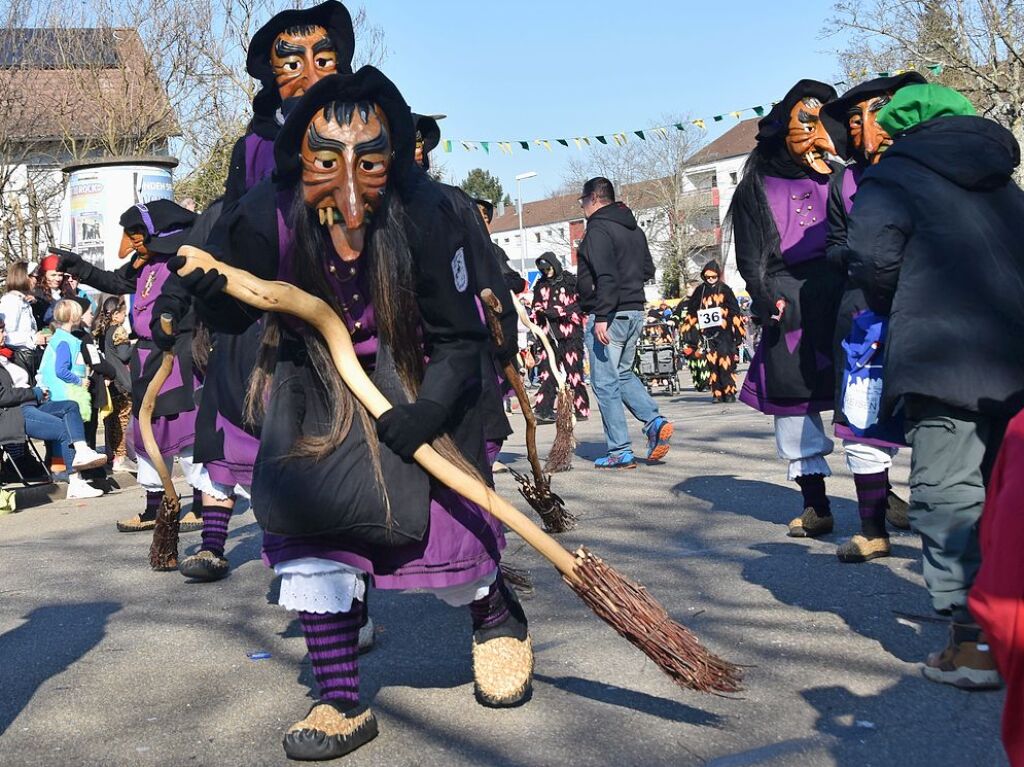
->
[[430, 66, 944, 155]]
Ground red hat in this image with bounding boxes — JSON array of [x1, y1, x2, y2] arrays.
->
[[41, 254, 60, 272]]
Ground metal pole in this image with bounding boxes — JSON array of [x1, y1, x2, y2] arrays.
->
[[517, 178, 526, 278]]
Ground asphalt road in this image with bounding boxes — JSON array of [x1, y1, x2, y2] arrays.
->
[[0, 383, 1007, 767]]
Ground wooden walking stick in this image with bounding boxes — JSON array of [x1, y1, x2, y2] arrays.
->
[[175, 246, 741, 693], [140, 315, 181, 571], [481, 289, 576, 533], [512, 295, 575, 473]]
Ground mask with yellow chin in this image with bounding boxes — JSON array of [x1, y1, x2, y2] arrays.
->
[[271, 25, 338, 101], [847, 92, 895, 165], [301, 101, 392, 262], [785, 97, 836, 175]]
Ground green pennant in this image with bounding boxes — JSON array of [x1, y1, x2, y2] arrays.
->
[[713, 114, 724, 122], [929, 63, 944, 75], [753, 105, 765, 116], [635, 130, 645, 140], [596, 135, 607, 144], [443, 139, 452, 153], [674, 122, 684, 130], [519, 141, 530, 150], [557, 138, 568, 147], [481, 141, 489, 154], [877, 71, 889, 77]]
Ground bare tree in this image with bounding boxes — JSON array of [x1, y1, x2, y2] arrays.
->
[[560, 118, 707, 297], [828, 0, 1024, 183]]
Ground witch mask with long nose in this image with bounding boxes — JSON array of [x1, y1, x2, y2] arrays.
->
[[301, 100, 392, 262]]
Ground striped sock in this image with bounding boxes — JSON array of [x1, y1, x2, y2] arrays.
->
[[299, 604, 362, 707], [795, 474, 831, 516], [141, 490, 163, 521], [200, 504, 233, 556], [854, 471, 889, 538], [470, 575, 510, 632]]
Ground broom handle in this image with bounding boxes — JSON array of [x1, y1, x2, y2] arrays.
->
[[175, 247, 579, 578], [480, 290, 545, 484], [512, 293, 567, 389], [138, 315, 178, 501]]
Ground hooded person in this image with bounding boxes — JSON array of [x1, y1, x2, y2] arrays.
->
[[154, 2, 357, 585], [820, 72, 926, 565], [530, 252, 589, 420], [56, 199, 208, 533], [729, 78, 845, 538], [679, 260, 744, 402], [412, 113, 524, 466], [840, 83, 1024, 689], [170, 68, 534, 760]]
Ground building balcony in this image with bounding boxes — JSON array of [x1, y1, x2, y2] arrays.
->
[[681, 187, 720, 210]]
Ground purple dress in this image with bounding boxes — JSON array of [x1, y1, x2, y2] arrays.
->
[[261, 253, 506, 590], [739, 174, 841, 415], [130, 258, 198, 458]]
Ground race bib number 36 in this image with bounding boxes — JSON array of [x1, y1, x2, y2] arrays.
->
[[697, 306, 724, 329]]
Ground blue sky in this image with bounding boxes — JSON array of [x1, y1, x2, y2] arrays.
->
[[360, 0, 851, 201]]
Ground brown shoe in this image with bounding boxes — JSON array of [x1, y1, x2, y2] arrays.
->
[[178, 510, 203, 533], [837, 534, 891, 563], [115, 514, 156, 533], [787, 507, 834, 538], [922, 622, 1003, 690], [886, 491, 911, 530], [282, 702, 378, 761]]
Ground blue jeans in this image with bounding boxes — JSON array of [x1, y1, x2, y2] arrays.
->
[[585, 311, 661, 453], [21, 400, 87, 468]]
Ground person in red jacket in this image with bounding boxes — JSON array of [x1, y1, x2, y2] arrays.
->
[[969, 409, 1024, 765]]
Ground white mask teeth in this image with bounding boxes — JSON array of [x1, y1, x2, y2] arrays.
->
[[318, 205, 338, 226]]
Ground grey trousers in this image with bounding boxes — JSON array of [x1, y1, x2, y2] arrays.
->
[[905, 397, 1007, 614]]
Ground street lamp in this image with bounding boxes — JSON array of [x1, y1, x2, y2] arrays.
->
[[515, 171, 538, 278]]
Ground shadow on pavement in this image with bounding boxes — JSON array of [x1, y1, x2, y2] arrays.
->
[[0, 601, 121, 735], [533, 673, 725, 726]]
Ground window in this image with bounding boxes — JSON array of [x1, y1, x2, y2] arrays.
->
[[504, 237, 510, 244], [560, 227, 565, 238], [535, 232, 541, 243], [729, 171, 738, 185]]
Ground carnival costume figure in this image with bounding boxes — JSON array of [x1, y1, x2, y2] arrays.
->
[[680, 260, 744, 402], [731, 79, 846, 538], [173, 69, 533, 761], [531, 252, 589, 420], [158, 0, 358, 583], [820, 72, 926, 563], [57, 200, 207, 533]]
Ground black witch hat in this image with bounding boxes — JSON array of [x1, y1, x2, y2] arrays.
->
[[411, 113, 442, 170], [756, 79, 839, 145], [118, 199, 197, 255], [247, 0, 356, 118], [473, 197, 494, 223], [273, 66, 416, 196]]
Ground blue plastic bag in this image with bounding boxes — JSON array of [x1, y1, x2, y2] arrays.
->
[[840, 310, 907, 445]]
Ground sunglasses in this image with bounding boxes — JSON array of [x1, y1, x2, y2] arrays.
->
[[578, 194, 592, 208]]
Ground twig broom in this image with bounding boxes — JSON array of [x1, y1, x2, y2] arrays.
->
[[480, 289, 576, 533], [140, 315, 181, 571], [175, 247, 741, 693], [511, 296, 575, 473]]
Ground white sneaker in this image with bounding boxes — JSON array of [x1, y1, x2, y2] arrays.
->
[[112, 456, 137, 473], [67, 475, 104, 499], [71, 446, 108, 471]]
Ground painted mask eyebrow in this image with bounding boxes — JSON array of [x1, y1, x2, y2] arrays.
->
[[797, 109, 820, 124], [274, 38, 306, 57], [312, 36, 335, 54], [306, 120, 347, 153], [354, 128, 390, 156], [868, 94, 892, 112]]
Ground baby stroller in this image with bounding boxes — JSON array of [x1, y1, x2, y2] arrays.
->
[[636, 321, 680, 394]]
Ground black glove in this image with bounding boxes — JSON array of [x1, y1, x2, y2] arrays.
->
[[375, 399, 448, 460], [167, 255, 227, 301], [150, 310, 178, 352], [53, 247, 83, 275]]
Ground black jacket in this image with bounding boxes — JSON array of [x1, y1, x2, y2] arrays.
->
[[0, 361, 39, 444], [577, 202, 655, 322], [843, 116, 1024, 417]]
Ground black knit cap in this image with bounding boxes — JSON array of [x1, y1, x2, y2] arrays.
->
[[273, 67, 415, 195], [756, 79, 839, 144], [822, 72, 929, 160], [118, 199, 197, 255], [247, 0, 356, 117]]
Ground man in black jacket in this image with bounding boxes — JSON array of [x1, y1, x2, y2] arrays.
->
[[843, 83, 1024, 689], [577, 176, 672, 469]]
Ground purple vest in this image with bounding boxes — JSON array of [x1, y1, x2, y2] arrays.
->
[[244, 133, 276, 190], [763, 175, 831, 267], [131, 257, 172, 341]]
